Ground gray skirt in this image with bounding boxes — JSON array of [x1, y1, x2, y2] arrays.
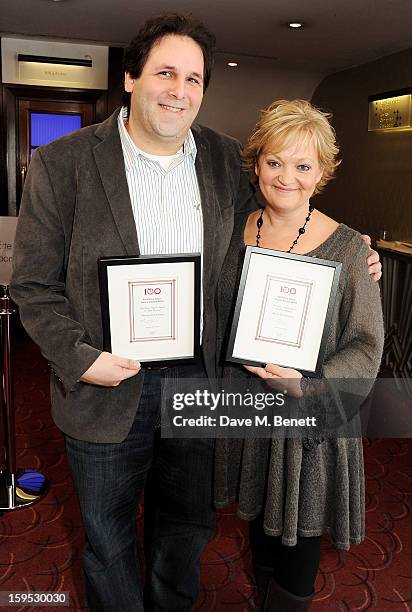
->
[[214, 435, 364, 551]]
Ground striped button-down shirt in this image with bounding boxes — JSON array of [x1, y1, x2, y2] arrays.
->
[[118, 107, 204, 334]]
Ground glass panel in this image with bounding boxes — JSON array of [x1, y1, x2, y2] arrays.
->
[[30, 112, 82, 148]]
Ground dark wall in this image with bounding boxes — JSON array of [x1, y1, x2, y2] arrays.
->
[[311, 47, 412, 241], [108, 46, 124, 115], [0, 46, 7, 215]]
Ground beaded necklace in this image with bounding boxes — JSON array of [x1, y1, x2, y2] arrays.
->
[[255, 204, 314, 252]]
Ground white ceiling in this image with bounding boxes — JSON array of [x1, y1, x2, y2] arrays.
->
[[0, 0, 411, 76]]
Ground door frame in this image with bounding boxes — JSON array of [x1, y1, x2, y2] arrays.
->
[[17, 98, 95, 209], [1, 84, 107, 215]]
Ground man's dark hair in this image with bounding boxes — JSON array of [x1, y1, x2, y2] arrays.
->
[[122, 13, 216, 110]]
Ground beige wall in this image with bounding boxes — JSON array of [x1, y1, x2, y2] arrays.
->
[[311, 47, 412, 241], [197, 54, 322, 144]]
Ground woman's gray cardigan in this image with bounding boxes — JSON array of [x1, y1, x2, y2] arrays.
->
[[214, 217, 384, 550]]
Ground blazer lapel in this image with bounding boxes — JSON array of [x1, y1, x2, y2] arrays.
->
[[93, 112, 139, 256], [193, 128, 217, 296]]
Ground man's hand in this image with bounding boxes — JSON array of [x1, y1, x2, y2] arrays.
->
[[243, 363, 303, 397], [80, 351, 141, 387], [360, 234, 382, 282]]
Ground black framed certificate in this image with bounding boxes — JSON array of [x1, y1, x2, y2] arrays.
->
[[226, 246, 341, 377], [99, 254, 201, 366]]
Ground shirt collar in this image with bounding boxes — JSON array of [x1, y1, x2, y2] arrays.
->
[[118, 106, 197, 173]]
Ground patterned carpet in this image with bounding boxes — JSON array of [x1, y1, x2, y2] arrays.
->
[[0, 339, 411, 611]]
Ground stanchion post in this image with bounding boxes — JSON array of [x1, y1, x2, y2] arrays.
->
[[0, 285, 17, 507], [0, 285, 48, 510]]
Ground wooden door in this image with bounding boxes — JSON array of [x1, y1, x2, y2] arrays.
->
[[17, 99, 94, 210]]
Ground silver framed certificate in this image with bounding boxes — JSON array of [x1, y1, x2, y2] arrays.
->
[[99, 254, 201, 366], [226, 246, 341, 377]]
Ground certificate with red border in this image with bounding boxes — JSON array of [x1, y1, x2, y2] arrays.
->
[[99, 254, 200, 366], [255, 274, 314, 348], [129, 279, 176, 342], [226, 247, 341, 377]]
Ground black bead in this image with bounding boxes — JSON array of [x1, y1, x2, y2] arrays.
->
[[299, 228, 305, 234], [257, 218, 263, 228]]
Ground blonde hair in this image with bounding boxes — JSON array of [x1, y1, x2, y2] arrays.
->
[[242, 99, 341, 195]]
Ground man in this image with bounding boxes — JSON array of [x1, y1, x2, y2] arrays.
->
[[11, 15, 255, 611], [11, 13, 381, 612]]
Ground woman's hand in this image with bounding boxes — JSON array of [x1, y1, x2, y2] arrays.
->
[[243, 363, 303, 397]]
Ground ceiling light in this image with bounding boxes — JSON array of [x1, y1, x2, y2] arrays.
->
[[288, 22, 303, 28], [227, 62, 238, 67]]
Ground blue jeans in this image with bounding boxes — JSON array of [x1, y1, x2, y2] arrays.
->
[[65, 363, 215, 612]]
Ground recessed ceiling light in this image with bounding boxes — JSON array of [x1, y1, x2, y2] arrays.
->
[[288, 22, 303, 28], [227, 62, 238, 67]]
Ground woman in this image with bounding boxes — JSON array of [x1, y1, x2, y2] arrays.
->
[[215, 100, 384, 611]]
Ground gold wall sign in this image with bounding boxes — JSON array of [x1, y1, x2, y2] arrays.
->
[[368, 90, 412, 131]]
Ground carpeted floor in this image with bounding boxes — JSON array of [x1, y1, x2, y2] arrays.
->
[[0, 339, 411, 611]]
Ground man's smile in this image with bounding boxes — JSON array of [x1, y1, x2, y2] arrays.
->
[[160, 104, 184, 113]]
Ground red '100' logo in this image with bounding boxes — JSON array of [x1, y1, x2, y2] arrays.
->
[[144, 288, 162, 295], [280, 286, 296, 294]]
